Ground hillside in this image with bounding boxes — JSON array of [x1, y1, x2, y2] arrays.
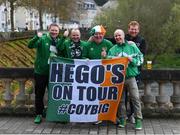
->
[[0, 39, 35, 67]]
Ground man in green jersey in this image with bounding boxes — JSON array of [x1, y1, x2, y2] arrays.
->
[[85, 25, 113, 59], [108, 29, 143, 130], [28, 23, 68, 124]]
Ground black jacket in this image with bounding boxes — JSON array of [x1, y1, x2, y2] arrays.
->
[[125, 34, 147, 55]]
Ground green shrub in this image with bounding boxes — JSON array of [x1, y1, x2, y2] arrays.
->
[[144, 54, 180, 69]]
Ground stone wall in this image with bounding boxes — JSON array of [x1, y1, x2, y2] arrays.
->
[[0, 31, 35, 42], [0, 28, 91, 42], [0, 68, 180, 117]]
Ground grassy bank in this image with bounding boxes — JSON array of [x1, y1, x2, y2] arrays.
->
[[144, 54, 180, 69]]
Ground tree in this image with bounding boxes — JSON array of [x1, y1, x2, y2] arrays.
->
[[19, 0, 48, 30], [47, 0, 75, 22], [0, 0, 81, 31], [21, 0, 76, 30], [94, 0, 180, 63]]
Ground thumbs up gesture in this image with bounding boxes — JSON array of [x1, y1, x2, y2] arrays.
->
[[101, 48, 107, 59]]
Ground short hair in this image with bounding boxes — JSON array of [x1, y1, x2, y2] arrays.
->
[[48, 23, 60, 30], [70, 28, 81, 36], [128, 21, 140, 28], [114, 29, 125, 37]]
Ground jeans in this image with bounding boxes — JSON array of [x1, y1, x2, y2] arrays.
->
[[118, 77, 142, 119]]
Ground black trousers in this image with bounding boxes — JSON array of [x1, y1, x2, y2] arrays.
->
[[34, 73, 49, 115]]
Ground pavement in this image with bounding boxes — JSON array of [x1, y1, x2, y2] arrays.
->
[[0, 116, 180, 134]]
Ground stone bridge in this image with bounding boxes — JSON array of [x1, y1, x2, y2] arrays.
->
[[0, 68, 180, 116]]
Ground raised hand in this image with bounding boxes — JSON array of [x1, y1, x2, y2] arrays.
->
[[37, 32, 43, 38], [63, 29, 69, 37]]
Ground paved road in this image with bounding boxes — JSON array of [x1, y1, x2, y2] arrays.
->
[[0, 116, 180, 134]]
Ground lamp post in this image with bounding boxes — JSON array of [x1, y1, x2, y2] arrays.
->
[[4, 8, 8, 32]]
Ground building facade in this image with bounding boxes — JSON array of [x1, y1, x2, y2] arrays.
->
[[0, 3, 10, 32], [76, 0, 99, 28], [0, 0, 102, 31]]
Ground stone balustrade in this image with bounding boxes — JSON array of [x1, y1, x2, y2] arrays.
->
[[141, 69, 180, 117], [0, 68, 180, 117]]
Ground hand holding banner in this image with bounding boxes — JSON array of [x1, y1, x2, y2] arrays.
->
[[46, 57, 128, 123]]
